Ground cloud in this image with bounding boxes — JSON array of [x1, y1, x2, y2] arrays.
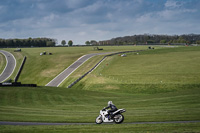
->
[[0, 0, 200, 44], [165, 0, 183, 8]]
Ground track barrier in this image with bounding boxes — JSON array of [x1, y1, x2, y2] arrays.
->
[[14, 56, 26, 82], [0, 82, 37, 87]]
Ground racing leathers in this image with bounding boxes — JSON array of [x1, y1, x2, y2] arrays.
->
[[104, 104, 118, 118]]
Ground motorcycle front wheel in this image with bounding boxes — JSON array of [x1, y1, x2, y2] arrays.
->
[[95, 115, 103, 124], [114, 114, 124, 124]]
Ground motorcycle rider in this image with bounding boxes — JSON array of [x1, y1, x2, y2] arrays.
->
[[103, 101, 118, 119]]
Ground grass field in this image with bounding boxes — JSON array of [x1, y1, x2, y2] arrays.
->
[[75, 46, 200, 91], [0, 85, 200, 123], [0, 84, 199, 132], [1, 123, 200, 133], [1, 46, 150, 86], [0, 46, 200, 132], [0, 53, 6, 75]]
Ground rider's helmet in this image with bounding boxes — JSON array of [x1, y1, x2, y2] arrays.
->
[[108, 101, 113, 106]]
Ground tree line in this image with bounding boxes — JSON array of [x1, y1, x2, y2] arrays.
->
[[86, 34, 200, 45], [0, 38, 56, 47]]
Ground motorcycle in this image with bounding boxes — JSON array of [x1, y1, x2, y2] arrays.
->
[[95, 108, 126, 124]]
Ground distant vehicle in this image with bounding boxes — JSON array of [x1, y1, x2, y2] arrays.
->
[[14, 48, 21, 52], [148, 46, 154, 49], [40, 52, 52, 55], [121, 54, 126, 57]]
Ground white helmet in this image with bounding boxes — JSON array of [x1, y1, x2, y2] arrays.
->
[[108, 101, 113, 106]]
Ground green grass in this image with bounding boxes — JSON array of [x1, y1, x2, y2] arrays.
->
[[8, 51, 24, 82], [2, 46, 149, 86], [0, 85, 200, 123], [59, 46, 166, 88], [1, 123, 200, 133], [59, 54, 105, 87], [0, 46, 200, 132], [0, 53, 6, 75], [76, 46, 200, 91]]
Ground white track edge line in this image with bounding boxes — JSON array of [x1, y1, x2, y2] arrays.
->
[[0, 51, 8, 77], [0, 50, 16, 82], [57, 55, 96, 87], [45, 55, 87, 86], [89, 57, 107, 74]]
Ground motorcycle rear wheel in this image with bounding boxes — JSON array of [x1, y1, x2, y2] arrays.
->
[[95, 116, 103, 124], [114, 114, 124, 124]]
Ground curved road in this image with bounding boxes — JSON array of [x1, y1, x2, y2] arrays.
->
[[0, 50, 16, 83], [0, 120, 200, 125], [46, 52, 113, 87]]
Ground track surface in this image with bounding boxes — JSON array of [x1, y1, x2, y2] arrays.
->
[[46, 52, 113, 87], [0, 50, 16, 83], [0, 121, 200, 126]]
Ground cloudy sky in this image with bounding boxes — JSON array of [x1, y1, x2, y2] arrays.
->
[[0, 0, 199, 45]]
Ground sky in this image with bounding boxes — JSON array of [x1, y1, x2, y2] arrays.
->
[[0, 0, 200, 45]]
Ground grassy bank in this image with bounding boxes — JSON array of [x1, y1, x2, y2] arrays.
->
[[75, 46, 200, 91], [0, 53, 6, 75], [0, 84, 199, 123], [0, 46, 200, 132], [3, 46, 149, 86], [59, 54, 105, 87]]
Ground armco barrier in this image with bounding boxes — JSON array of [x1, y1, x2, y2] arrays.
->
[[14, 56, 26, 82], [0, 82, 37, 87], [67, 50, 144, 88]]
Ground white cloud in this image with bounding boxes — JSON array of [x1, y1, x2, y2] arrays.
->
[[78, 31, 87, 36], [0, 0, 199, 45], [165, 0, 183, 8], [136, 13, 153, 23]]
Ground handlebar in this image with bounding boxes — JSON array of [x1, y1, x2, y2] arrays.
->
[[102, 107, 106, 111]]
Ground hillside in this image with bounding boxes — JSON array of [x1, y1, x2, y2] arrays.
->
[[0, 46, 200, 132], [12, 46, 149, 86], [66, 46, 200, 91]]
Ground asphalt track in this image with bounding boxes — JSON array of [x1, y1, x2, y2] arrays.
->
[[0, 121, 200, 126], [0, 50, 16, 83], [46, 52, 113, 87]]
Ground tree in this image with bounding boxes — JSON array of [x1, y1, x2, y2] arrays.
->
[[68, 40, 73, 46], [85, 41, 90, 45], [90, 40, 98, 45], [196, 40, 200, 44], [160, 40, 167, 43], [61, 40, 66, 46], [46, 41, 55, 47], [177, 36, 186, 43]]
